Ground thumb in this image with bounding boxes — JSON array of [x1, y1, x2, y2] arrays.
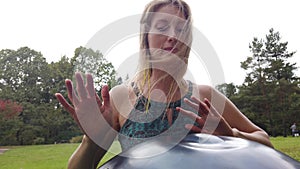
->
[[101, 85, 110, 106]]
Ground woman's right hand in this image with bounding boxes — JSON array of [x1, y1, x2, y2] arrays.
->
[[55, 72, 117, 148]]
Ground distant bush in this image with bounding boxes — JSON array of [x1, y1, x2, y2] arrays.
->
[[33, 137, 45, 145], [69, 135, 83, 143]]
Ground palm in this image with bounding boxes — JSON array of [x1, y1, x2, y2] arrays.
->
[[178, 97, 233, 136], [55, 73, 115, 146]]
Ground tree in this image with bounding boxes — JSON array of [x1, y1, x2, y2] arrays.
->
[[0, 46, 118, 145], [71, 46, 116, 90], [239, 28, 299, 136], [0, 47, 52, 144], [0, 47, 49, 102], [47, 56, 82, 143], [0, 100, 23, 145], [216, 83, 237, 99], [0, 100, 22, 119]]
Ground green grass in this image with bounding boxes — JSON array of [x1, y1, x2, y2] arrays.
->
[[0, 137, 299, 169], [0, 141, 121, 169], [98, 141, 122, 167], [0, 143, 77, 169], [270, 136, 300, 161]]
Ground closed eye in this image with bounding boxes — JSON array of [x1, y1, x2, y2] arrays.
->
[[157, 25, 169, 32], [154, 19, 169, 32], [176, 23, 188, 33]]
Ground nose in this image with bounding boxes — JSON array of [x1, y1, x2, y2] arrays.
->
[[166, 29, 178, 43], [167, 35, 177, 43]]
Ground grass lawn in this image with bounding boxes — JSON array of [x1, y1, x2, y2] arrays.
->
[[0, 137, 299, 169], [0, 143, 77, 169], [0, 141, 121, 169], [270, 136, 300, 161], [98, 141, 122, 167]]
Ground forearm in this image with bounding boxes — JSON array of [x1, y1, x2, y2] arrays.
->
[[68, 135, 107, 169], [232, 128, 274, 148]]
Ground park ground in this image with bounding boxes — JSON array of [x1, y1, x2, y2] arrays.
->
[[0, 136, 299, 169]]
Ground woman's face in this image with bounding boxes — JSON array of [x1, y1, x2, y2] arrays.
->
[[147, 5, 190, 62]]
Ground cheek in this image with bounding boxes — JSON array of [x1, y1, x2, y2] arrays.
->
[[148, 34, 165, 49]]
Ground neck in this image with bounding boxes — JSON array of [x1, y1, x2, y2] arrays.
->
[[143, 69, 188, 102]]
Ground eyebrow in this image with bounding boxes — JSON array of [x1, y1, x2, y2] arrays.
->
[[154, 19, 169, 24], [154, 19, 187, 26]]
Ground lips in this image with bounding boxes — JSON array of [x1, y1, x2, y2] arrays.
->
[[163, 47, 178, 53]]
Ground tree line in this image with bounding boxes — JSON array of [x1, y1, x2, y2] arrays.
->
[[0, 29, 299, 145], [0, 46, 119, 145], [216, 28, 300, 137]]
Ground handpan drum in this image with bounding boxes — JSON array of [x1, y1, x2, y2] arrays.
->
[[99, 134, 300, 169]]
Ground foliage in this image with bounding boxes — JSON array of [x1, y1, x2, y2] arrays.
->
[[0, 100, 23, 145], [217, 28, 300, 136], [215, 83, 237, 99], [69, 135, 83, 143], [0, 100, 23, 119], [0, 46, 117, 145], [0, 28, 299, 145], [72, 46, 117, 90]]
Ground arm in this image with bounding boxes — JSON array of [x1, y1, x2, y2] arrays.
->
[[232, 128, 273, 148], [177, 85, 273, 148], [212, 86, 273, 148], [68, 135, 107, 169], [55, 73, 120, 169], [68, 127, 118, 169]]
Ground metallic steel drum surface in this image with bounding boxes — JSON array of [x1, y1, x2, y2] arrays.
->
[[99, 134, 300, 169]]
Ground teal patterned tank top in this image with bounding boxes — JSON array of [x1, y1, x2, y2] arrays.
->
[[118, 81, 198, 151]]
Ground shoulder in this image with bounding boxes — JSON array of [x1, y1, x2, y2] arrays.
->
[[109, 83, 136, 117], [110, 84, 135, 104], [197, 84, 214, 94], [193, 84, 218, 100], [110, 83, 135, 97], [110, 84, 128, 92]]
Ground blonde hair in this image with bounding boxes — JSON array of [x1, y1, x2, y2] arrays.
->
[[130, 0, 193, 109]]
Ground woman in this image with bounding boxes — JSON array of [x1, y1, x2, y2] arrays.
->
[[55, 0, 273, 168]]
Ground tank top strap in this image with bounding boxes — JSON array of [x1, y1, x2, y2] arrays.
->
[[186, 80, 193, 97]]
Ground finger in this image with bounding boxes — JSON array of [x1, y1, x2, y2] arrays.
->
[[177, 107, 197, 121], [185, 97, 209, 117], [199, 101, 210, 116], [86, 74, 95, 98], [55, 93, 82, 129], [101, 85, 110, 107], [190, 96, 210, 116], [200, 129, 213, 135], [65, 79, 74, 101], [185, 124, 202, 133], [75, 72, 88, 99], [55, 93, 75, 115], [204, 98, 220, 117], [204, 98, 211, 108], [183, 98, 199, 112], [72, 83, 80, 106], [177, 107, 205, 125], [66, 79, 80, 106], [190, 96, 201, 105], [95, 93, 103, 107]]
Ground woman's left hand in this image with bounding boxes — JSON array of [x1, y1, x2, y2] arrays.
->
[[177, 96, 234, 136]]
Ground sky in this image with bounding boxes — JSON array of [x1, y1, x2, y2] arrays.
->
[[1, 0, 299, 85]]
